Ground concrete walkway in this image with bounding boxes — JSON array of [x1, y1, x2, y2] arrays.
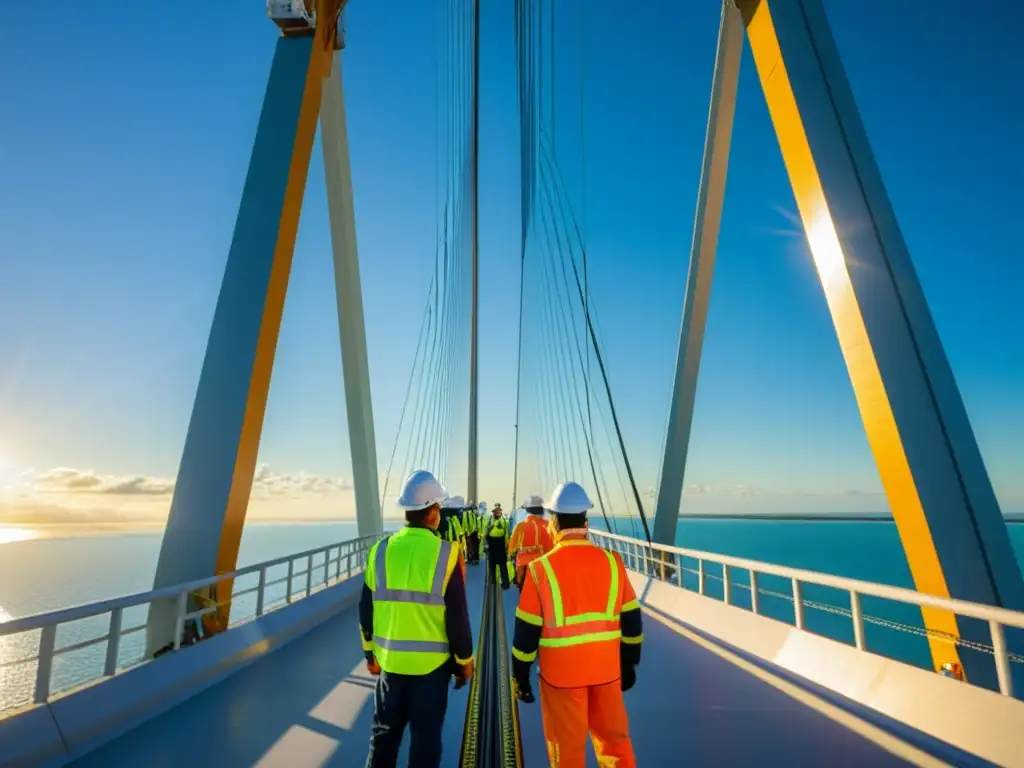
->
[[74, 563, 976, 767]]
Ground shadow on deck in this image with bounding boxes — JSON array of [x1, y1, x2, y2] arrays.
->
[[72, 563, 958, 767]]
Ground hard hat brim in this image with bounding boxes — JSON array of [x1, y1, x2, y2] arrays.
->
[[396, 496, 444, 512]]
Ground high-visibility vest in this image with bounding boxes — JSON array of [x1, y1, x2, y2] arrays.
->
[[462, 510, 477, 534], [441, 514, 463, 544], [527, 540, 628, 688], [486, 516, 509, 540], [365, 527, 459, 675], [510, 515, 554, 567]]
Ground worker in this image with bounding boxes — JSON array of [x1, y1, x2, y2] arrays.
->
[[439, 495, 466, 545], [484, 503, 512, 590], [462, 501, 480, 564], [510, 481, 642, 767], [509, 494, 554, 589], [440, 495, 468, 580], [360, 469, 475, 768]]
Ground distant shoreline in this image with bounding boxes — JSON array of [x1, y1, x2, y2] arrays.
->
[[676, 512, 1024, 523], [2, 513, 1021, 541]]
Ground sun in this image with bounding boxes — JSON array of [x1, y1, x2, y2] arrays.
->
[[0, 526, 38, 544]]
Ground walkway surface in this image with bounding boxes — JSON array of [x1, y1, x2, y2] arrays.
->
[[72, 563, 958, 767]]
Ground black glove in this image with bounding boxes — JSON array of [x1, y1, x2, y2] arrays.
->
[[621, 665, 636, 692], [513, 677, 535, 704]]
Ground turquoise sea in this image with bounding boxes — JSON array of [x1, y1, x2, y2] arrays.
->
[[1, 518, 1022, 712]]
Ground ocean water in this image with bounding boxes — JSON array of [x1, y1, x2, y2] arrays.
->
[[1, 519, 1022, 712]]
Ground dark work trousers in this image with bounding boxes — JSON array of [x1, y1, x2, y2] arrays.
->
[[365, 663, 451, 768], [486, 536, 510, 589], [466, 532, 480, 563]]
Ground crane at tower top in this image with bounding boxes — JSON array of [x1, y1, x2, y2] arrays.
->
[[267, 0, 346, 48]]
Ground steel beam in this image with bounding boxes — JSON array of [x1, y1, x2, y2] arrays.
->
[[653, 3, 743, 546], [738, 0, 1024, 688], [467, 0, 481, 504], [321, 50, 382, 536], [145, 34, 330, 655]]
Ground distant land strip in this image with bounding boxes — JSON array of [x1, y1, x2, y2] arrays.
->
[[675, 512, 1024, 523]]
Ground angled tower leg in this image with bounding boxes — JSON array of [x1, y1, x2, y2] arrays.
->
[[738, 0, 1024, 688], [321, 50, 382, 535], [146, 34, 331, 655], [653, 3, 743, 546]]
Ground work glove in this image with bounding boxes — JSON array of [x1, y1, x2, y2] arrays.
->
[[453, 659, 475, 690], [512, 676, 535, 704], [621, 665, 636, 692], [365, 652, 381, 677]]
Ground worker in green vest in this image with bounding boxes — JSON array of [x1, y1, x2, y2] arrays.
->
[[439, 495, 466, 548], [484, 503, 513, 589], [440, 495, 468, 581], [462, 500, 480, 564], [360, 469, 475, 767]]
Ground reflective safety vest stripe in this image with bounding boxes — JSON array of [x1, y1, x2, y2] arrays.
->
[[367, 530, 458, 675], [530, 544, 625, 688], [515, 516, 551, 556], [512, 516, 553, 568], [442, 516, 462, 543]]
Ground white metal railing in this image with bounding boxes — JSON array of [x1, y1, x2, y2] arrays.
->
[[0, 533, 382, 715], [590, 528, 1024, 698]]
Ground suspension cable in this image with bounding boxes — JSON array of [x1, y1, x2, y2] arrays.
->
[[534, 134, 652, 545]]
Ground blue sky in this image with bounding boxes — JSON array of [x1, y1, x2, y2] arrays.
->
[[0, 0, 1020, 524]]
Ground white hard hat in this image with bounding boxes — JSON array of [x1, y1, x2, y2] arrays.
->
[[546, 482, 593, 515], [396, 469, 447, 511], [521, 494, 544, 509], [442, 495, 466, 509]]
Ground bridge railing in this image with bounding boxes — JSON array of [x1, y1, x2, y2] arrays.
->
[[590, 529, 1024, 697], [0, 533, 381, 716]]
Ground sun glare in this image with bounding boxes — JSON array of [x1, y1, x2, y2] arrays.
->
[[0, 526, 39, 545]]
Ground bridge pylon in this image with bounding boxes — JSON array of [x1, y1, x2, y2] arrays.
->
[[654, 0, 1024, 690], [146, 0, 381, 656]]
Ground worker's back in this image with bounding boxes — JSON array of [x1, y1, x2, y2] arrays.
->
[[510, 514, 554, 567], [366, 527, 458, 675], [527, 540, 630, 689]]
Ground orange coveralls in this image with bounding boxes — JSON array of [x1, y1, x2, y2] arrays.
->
[[509, 513, 554, 587], [511, 535, 644, 767]]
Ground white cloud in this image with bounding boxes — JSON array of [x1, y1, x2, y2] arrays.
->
[[0, 464, 358, 526], [22, 464, 352, 499], [683, 483, 756, 497], [250, 464, 352, 497], [31, 467, 174, 495]]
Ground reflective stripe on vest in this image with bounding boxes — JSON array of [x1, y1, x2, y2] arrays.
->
[[373, 635, 449, 653], [534, 549, 622, 647], [373, 536, 451, 608], [369, 533, 455, 673], [518, 517, 546, 554]]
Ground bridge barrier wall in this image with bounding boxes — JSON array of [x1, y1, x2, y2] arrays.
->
[[630, 572, 1024, 768], [0, 577, 362, 768]]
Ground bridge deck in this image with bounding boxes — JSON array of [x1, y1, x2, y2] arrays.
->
[[72, 565, 937, 767]]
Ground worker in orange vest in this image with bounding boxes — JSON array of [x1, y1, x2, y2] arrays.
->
[[510, 481, 642, 766], [509, 494, 554, 589]]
